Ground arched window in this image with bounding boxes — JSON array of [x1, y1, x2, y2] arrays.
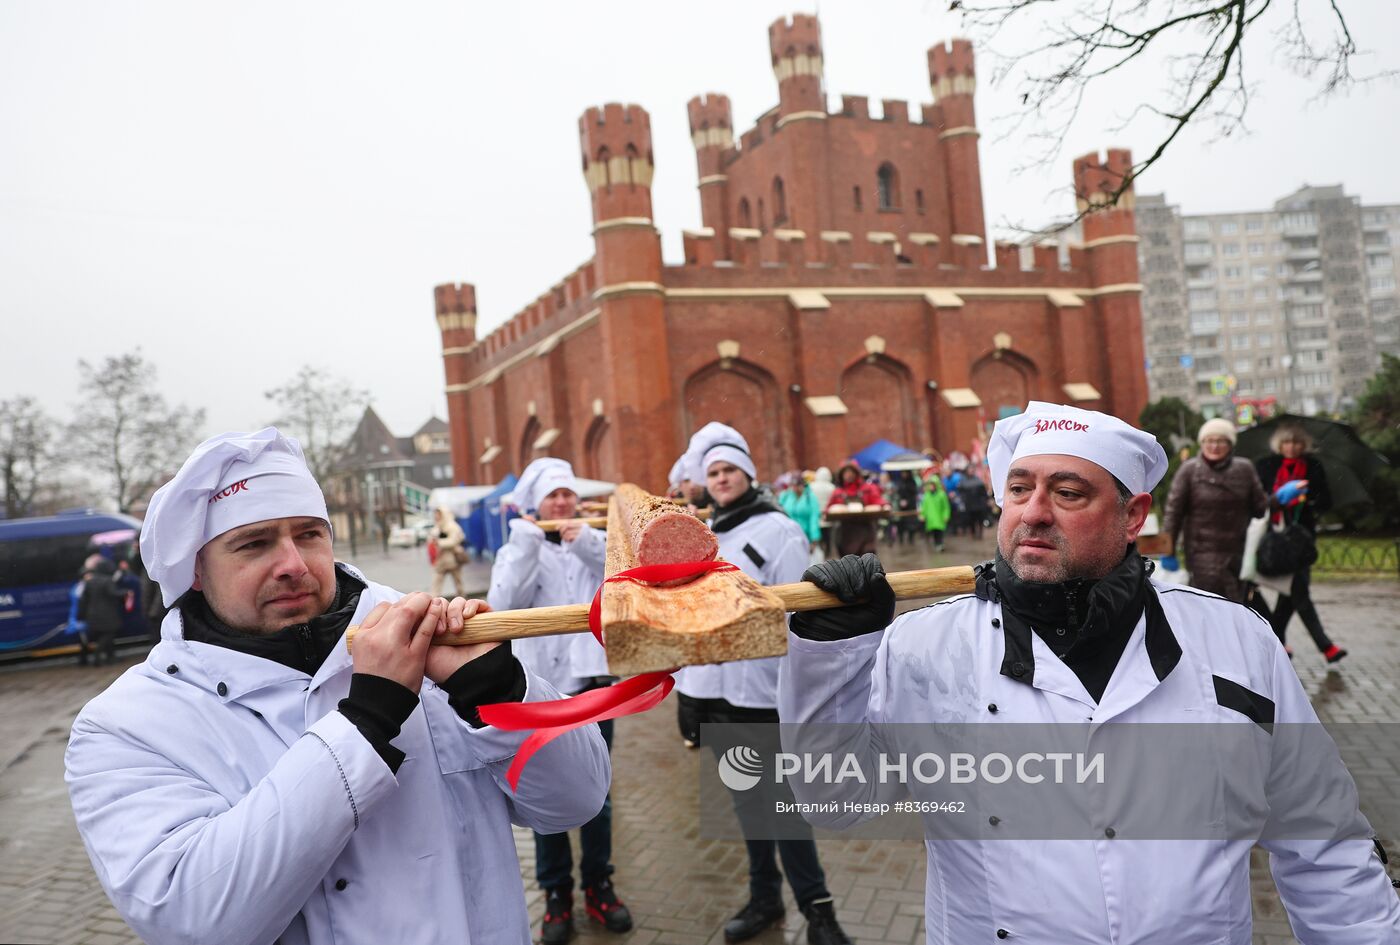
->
[[915, 189, 925, 214], [772, 177, 787, 225], [738, 198, 752, 228], [619, 144, 638, 187], [596, 147, 611, 190], [757, 198, 767, 232], [877, 163, 900, 210], [853, 186, 862, 211]]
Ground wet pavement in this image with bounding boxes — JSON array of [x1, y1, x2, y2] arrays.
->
[[1, 529, 1395, 943]]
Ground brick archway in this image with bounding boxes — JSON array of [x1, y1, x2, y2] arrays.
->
[[518, 416, 541, 472], [970, 351, 1037, 436], [583, 415, 613, 482], [682, 359, 784, 481], [840, 354, 916, 456]]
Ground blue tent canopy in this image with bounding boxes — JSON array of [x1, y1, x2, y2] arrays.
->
[[851, 439, 911, 472], [463, 474, 517, 557]]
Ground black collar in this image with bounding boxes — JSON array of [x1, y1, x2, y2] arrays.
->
[[180, 566, 366, 676], [975, 548, 1181, 689], [710, 486, 784, 533]]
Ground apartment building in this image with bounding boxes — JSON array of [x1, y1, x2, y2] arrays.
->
[[1137, 185, 1400, 418]]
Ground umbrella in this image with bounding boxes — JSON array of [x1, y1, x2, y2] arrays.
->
[[880, 451, 933, 472], [1234, 414, 1389, 510], [89, 528, 137, 546], [852, 439, 911, 471]]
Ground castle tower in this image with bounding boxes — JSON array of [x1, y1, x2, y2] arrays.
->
[[765, 14, 833, 242], [579, 103, 676, 489], [435, 282, 477, 483], [769, 14, 824, 120], [1074, 148, 1148, 421], [688, 93, 734, 260], [928, 39, 987, 262]]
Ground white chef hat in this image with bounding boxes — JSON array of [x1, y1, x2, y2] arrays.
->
[[987, 402, 1168, 506], [668, 455, 688, 491], [687, 421, 757, 481], [141, 428, 330, 606], [510, 457, 578, 513]]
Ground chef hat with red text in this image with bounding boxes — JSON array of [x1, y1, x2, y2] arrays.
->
[[986, 402, 1167, 506]]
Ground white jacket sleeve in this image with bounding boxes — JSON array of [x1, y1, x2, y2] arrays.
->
[[488, 519, 546, 611], [1259, 643, 1400, 942], [429, 666, 611, 835], [66, 708, 397, 945], [777, 622, 906, 829], [765, 520, 810, 587], [566, 524, 607, 580]]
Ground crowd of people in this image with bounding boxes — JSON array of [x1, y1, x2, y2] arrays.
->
[[740, 457, 998, 562], [59, 404, 1392, 945]]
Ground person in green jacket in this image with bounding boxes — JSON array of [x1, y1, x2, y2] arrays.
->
[[779, 476, 823, 556], [919, 474, 952, 551]]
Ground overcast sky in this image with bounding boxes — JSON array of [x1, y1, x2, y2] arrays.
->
[[3, 1, 1397, 444]]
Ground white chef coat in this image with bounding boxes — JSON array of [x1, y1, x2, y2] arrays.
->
[[778, 579, 1400, 943], [487, 518, 609, 692], [66, 564, 611, 945], [675, 505, 809, 709]]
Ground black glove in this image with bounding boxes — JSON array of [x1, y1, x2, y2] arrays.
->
[[790, 553, 896, 641]]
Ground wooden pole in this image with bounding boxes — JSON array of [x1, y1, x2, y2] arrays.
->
[[535, 507, 710, 532], [345, 565, 975, 650]]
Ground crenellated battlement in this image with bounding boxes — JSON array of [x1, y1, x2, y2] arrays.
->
[[881, 99, 909, 123], [688, 93, 734, 149], [461, 260, 599, 369], [434, 282, 476, 317], [580, 104, 654, 193], [927, 38, 976, 100], [768, 14, 822, 67], [675, 228, 1084, 279], [1073, 148, 1135, 211]]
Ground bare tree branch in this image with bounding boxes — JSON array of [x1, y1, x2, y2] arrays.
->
[[264, 366, 369, 487], [0, 397, 56, 519], [953, 0, 1395, 235], [67, 351, 206, 513]]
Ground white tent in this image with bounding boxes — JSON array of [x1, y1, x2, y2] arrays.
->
[[426, 485, 497, 518], [430, 478, 617, 518]]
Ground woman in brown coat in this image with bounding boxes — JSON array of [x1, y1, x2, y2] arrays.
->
[[1161, 418, 1269, 603]]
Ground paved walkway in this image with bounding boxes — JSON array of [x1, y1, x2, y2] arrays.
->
[[1, 530, 1395, 944]]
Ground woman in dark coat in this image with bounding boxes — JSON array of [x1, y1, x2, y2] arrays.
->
[[1255, 423, 1346, 663], [1161, 418, 1269, 603]]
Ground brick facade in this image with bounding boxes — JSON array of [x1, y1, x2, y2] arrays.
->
[[437, 14, 1148, 492]]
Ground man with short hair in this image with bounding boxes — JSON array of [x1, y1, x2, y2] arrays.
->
[[66, 428, 610, 945], [676, 423, 852, 945], [489, 456, 631, 943], [779, 402, 1400, 942]]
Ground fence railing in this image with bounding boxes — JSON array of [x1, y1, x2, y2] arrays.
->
[[1314, 539, 1400, 576]]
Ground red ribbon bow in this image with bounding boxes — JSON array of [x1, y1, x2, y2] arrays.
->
[[477, 560, 738, 789]]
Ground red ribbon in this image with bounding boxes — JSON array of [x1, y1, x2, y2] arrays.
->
[[478, 560, 738, 789]]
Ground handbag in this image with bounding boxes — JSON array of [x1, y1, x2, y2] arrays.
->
[[1238, 515, 1268, 582], [1255, 508, 1317, 578]]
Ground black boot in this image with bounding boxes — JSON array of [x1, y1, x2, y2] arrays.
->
[[541, 887, 575, 945], [724, 897, 785, 942], [584, 878, 633, 933], [801, 898, 853, 945]]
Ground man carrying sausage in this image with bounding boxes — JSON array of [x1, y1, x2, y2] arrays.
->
[[489, 456, 631, 943], [778, 402, 1400, 942], [65, 428, 610, 945], [676, 422, 852, 945]]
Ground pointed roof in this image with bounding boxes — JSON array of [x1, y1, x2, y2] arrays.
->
[[413, 416, 449, 436], [339, 406, 411, 469]]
